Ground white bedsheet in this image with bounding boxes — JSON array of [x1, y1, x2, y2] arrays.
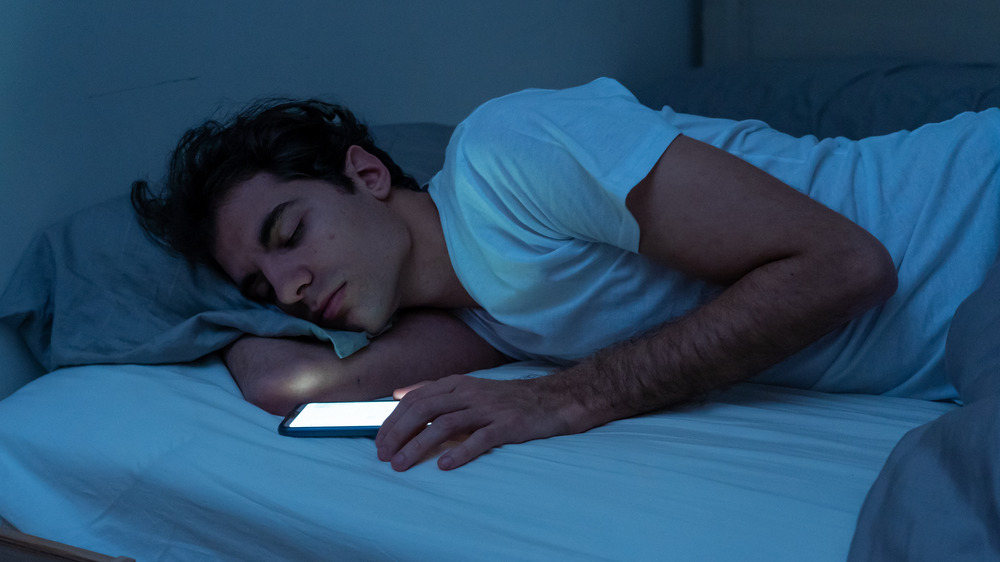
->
[[0, 358, 955, 561]]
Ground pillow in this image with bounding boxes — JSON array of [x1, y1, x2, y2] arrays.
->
[[0, 195, 369, 370], [654, 58, 1000, 139], [0, 122, 455, 372]]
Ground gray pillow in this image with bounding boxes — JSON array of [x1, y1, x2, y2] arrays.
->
[[0, 122, 455, 372], [0, 195, 369, 370], [654, 59, 1000, 139]]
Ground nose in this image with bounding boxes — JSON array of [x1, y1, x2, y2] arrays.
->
[[261, 256, 311, 306]]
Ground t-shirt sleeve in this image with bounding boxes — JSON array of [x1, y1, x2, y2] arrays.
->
[[447, 77, 681, 252]]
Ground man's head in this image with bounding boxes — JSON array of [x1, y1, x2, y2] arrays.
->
[[131, 99, 419, 267], [132, 99, 422, 332]]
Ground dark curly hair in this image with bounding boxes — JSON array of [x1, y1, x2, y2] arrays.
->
[[131, 99, 419, 265]]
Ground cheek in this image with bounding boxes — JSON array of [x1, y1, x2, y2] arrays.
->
[[211, 240, 245, 282], [212, 214, 253, 276]]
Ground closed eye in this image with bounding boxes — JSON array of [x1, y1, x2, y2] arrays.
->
[[285, 221, 304, 248]]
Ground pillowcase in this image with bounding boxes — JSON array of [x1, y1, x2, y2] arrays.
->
[[0, 195, 369, 370], [0, 122, 455, 372]]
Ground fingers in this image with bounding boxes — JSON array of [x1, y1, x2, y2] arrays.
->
[[436, 425, 502, 470], [375, 375, 568, 472], [381, 408, 505, 472], [392, 380, 431, 400], [376, 376, 464, 467], [386, 410, 482, 471], [376, 375, 510, 471]]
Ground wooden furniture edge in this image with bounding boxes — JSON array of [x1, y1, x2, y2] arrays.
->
[[0, 521, 135, 562]]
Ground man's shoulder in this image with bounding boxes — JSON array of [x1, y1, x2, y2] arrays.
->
[[461, 78, 633, 131], [448, 78, 635, 173]]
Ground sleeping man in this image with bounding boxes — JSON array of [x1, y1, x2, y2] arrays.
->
[[132, 78, 1000, 472]]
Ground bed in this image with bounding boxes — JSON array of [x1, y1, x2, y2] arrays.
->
[[3, 4, 1000, 561]]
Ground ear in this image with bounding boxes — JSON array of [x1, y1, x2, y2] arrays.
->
[[343, 145, 392, 200]]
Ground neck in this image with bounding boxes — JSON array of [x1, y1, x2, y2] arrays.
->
[[391, 189, 477, 310]]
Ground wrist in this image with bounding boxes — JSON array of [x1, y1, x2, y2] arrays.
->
[[528, 365, 617, 435]]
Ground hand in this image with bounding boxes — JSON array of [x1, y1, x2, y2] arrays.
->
[[375, 374, 577, 471]]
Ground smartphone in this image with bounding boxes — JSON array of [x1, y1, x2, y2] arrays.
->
[[278, 401, 399, 437]]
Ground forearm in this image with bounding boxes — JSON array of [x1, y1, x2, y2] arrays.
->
[[542, 248, 897, 432], [376, 135, 902, 471], [375, 262, 874, 472], [224, 309, 509, 415]]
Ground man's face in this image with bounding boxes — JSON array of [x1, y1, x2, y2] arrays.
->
[[212, 171, 410, 333]]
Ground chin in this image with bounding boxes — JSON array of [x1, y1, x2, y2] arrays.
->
[[352, 311, 395, 336], [315, 303, 394, 335], [317, 313, 373, 335]]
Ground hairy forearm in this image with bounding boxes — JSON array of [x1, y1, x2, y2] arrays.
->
[[376, 251, 896, 472], [375, 136, 903, 471], [540, 248, 897, 432]]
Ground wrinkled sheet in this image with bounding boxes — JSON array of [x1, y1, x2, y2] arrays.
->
[[849, 396, 1000, 561], [0, 359, 953, 561]]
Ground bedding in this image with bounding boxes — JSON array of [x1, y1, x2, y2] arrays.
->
[[0, 123, 452, 373], [652, 59, 1000, 139], [1, 60, 998, 560], [848, 253, 1000, 560], [0, 359, 955, 561], [0, 195, 368, 371]]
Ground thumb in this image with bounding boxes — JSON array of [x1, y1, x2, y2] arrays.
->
[[392, 380, 432, 400]]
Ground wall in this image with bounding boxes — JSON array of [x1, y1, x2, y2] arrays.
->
[[0, 0, 695, 290]]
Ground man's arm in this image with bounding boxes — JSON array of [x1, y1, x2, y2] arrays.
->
[[224, 309, 510, 415], [375, 135, 897, 471]]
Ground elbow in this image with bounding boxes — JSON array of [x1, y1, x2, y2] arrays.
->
[[241, 366, 330, 416], [872, 256, 899, 305], [224, 336, 372, 416], [837, 234, 898, 313], [246, 361, 378, 416], [231, 352, 358, 416]]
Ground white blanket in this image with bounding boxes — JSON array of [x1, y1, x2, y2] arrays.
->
[[0, 359, 954, 561]]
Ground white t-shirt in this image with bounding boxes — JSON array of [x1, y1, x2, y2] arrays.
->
[[428, 78, 1000, 400]]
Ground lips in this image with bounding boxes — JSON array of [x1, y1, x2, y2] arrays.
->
[[319, 284, 347, 325]]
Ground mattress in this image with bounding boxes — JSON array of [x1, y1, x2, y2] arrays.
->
[[0, 358, 954, 561]]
